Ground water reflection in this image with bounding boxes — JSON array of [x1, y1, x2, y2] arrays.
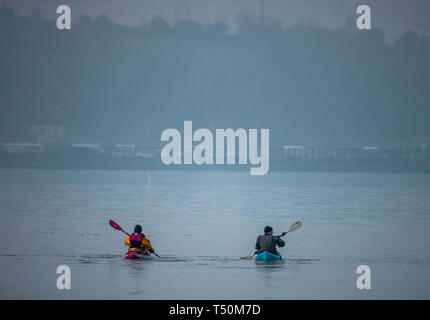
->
[[123, 259, 149, 296], [255, 260, 286, 270]]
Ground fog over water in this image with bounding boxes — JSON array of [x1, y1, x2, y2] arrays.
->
[[1, 3, 430, 148], [2, 0, 430, 42]]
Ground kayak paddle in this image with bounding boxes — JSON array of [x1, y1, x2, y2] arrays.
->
[[240, 251, 259, 260], [109, 219, 130, 236], [284, 221, 303, 234], [151, 251, 160, 258], [109, 219, 160, 257], [240, 221, 303, 259]]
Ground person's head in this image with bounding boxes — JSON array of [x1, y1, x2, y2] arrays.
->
[[134, 224, 142, 233], [264, 226, 273, 235]]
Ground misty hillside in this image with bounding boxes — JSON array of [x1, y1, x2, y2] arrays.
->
[[1, 7, 429, 147]]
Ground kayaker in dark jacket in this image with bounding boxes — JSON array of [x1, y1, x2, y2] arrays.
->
[[125, 225, 154, 254], [255, 226, 286, 255]]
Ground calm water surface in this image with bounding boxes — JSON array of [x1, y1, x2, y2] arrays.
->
[[0, 169, 429, 299]]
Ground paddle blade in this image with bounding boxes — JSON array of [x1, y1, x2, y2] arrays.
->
[[287, 221, 303, 233], [109, 220, 124, 231], [241, 251, 258, 259], [240, 255, 254, 259]]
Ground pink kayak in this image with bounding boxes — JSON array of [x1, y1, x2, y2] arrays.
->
[[124, 251, 150, 259]]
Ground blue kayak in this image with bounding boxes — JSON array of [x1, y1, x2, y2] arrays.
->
[[255, 251, 281, 261]]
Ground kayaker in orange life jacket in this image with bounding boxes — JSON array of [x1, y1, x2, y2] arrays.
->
[[125, 225, 155, 254], [255, 226, 286, 255]]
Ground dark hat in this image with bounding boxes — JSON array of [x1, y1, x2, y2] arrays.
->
[[134, 225, 142, 233], [264, 226, 273, 234]]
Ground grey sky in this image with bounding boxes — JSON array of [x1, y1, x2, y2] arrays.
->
[[1, 0, 430, 42]]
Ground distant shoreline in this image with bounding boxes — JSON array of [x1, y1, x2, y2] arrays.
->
[[2, 154, 430, 173]]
